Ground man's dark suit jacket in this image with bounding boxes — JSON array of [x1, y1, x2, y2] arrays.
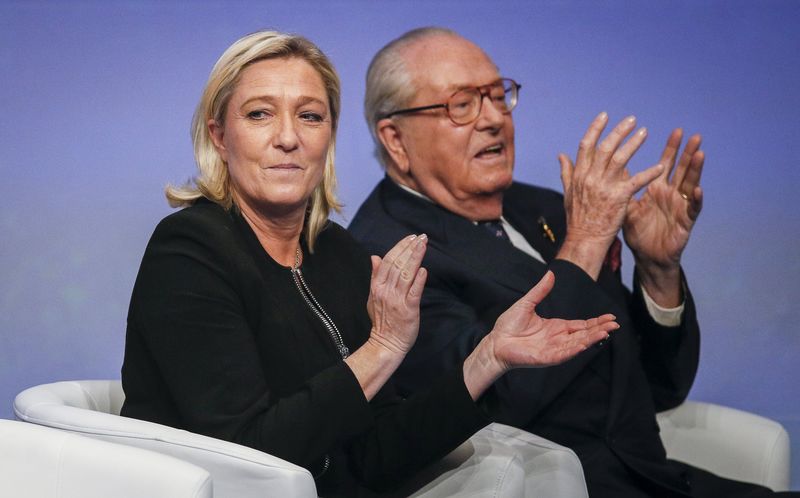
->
[[350, 177, 780, 497]]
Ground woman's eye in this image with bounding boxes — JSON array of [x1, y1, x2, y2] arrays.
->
[[247, 110, 269, 120], [300, 112, 324, 123]]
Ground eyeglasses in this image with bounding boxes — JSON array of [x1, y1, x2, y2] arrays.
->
[[382, 78, 520, 125]]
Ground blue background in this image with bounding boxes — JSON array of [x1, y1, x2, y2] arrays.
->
[[2, 0, 798, 488]]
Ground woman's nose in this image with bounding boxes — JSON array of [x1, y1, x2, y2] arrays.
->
[[273, 114, 299, 151]]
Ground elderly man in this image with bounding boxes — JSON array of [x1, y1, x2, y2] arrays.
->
[[350, 28, 792, 498]]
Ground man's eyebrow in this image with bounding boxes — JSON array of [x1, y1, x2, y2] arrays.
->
[[445, 84, 472, 93], [443, 78, 503, 93]]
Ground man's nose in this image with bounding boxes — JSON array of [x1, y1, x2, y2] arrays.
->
[[476, 93, 506, 130]]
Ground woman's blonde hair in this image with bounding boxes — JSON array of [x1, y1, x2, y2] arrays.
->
[[166, 30, 342, 251]]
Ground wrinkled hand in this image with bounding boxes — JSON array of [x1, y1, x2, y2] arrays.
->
[[557, 113, 664, 278], [488, 272, 619, 371], [366, 234, 429, 356], [623, 129, 704, 270]]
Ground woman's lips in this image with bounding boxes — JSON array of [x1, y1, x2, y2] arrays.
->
[[266, 163, 302, 170]]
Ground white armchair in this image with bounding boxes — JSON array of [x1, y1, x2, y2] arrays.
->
[[0, 419, 212, 498], [13, 380, 589, 498], [657, 400, 791, 491]]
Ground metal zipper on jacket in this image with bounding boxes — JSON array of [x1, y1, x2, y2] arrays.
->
[[291, 266, 350, 359], [290, 250, 348, 480]]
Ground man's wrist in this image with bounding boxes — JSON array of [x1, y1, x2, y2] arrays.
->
[[556, 234, 613, 280], [635, 262, 682, 308], [640, 284, 684, 326]]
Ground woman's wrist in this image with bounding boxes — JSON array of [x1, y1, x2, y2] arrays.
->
[[344, 338, 406, 401], [365, 327, 414, 357], [462, 334, 507, 401], [363, 335, 408, 364]]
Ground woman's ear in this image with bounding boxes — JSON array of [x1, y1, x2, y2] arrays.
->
[[208, 118, 228, 162], [376, 118, 410, 175]]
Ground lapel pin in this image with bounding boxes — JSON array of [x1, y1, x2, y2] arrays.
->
[[538, 216, 556, 243]]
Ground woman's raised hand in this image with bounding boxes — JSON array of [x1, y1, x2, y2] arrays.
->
[[345, 234, 428, 401], [463, 271, 619, 400], [488, 271, 618, 370], [365, 234, 429, 356]]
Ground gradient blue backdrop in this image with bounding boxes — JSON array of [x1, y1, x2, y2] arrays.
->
[[2, 0, 798, 488]]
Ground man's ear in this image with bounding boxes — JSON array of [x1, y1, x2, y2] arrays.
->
[[376, 118, 410, 174], [207, 118, 228, 162]]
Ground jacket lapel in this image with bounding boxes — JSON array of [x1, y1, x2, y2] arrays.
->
[[503, 205, 560, 263], [380, 178, 548, 295]]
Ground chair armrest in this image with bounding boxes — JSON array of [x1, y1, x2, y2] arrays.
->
[[0, 419, 213, 498], [657, 400, 790, 491], [14, 381, 317, 498]]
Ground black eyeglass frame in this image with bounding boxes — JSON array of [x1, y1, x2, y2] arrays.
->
[[381, 78, 521, 125]]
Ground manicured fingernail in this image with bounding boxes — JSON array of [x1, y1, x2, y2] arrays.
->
[[597, 111, 607, 120], [409, 234, 417, 240], [638, 127, 647, 136], [418, 233, 428, 241], [626, 115, 636, 123]]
